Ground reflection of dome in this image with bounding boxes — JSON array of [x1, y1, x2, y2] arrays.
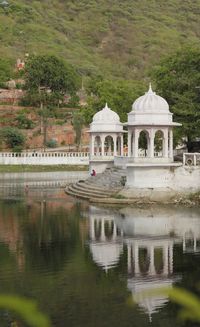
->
[[132, 84, 169, 113], [90, 242, 123, 271], [90, 103, 123, 133], [93, 103, 120, 123], [128, 278, 174, 317]]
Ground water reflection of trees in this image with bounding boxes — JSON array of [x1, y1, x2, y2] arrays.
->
[[0, 197, 85, 272]]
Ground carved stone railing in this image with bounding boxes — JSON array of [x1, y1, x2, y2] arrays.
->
[[0, 152, 89, 158], [183, 153, 200, 166], [0, 152, 89, 165]]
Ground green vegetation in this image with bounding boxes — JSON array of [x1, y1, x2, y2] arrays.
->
[[0, 127, 25, 151], [0, 58, 13, 87], [0, 0, 200, 79], [24, 54, 80, 147], [72, 111, 85, 149], [152, 46, 200, 148], [16, 111, 35, 129], [0, 295, 50, 327], [82, 79, 145, 123], [0, 164, 88, 172]]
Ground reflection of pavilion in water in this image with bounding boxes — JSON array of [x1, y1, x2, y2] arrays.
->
[[88, 205, 200, 319], [89, 207, 123, 272]]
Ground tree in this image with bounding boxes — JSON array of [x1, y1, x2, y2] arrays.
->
[[24, 55, 80, 148], [82, 78, 145, 124], [72, 111, 85, 150], [151, 46, 200, 149], [0, 127, 25, 151], [0, 58, 13, 87]]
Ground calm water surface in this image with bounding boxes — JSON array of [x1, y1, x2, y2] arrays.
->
[[0, 173, 200, 326]]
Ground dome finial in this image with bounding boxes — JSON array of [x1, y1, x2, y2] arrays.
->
[[105, 102, 109, 109], [148, 83, 153, 94]]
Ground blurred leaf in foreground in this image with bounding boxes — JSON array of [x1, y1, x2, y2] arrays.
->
[[0, 295, 50, 327]]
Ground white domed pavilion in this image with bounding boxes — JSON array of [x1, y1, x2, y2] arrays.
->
[[127, 84, 181, 161], [89, 103, 125, 173]]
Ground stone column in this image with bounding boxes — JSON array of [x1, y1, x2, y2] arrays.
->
[[120, 135, 124, 156], [113, 135, 117, 156], [90, 218, 95, 240], [91, 134, 95, 156], [127, 244, 132, 273], [101, 219, 105, 241], [150, 129, 155, 158], [183, 236, 186, 252], [169, 129, 173, 159], [163, 245, 169, 275], [164, 129, 169, 158], [112, 223, 117, 240], [149, 246, 155, 275], [128, 129, 132, 157], [134, 130, 139, 158], [134, 245, 140, 274], [194, 236, 197, 252]]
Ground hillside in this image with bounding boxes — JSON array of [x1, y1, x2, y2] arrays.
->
[[0, 0, 200, 79]]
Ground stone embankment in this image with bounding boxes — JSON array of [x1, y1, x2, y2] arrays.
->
[[66, 167, 200, 206], [65, 167, 126, 200]]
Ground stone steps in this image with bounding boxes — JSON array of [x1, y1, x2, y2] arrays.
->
[[69, 183, 111, 197], [76, 181, 115, 194], [65, 167, 126, 200], [67, 185, 109, 199], [67, 187, 93, 200]]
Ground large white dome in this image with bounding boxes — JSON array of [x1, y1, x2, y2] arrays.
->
[[93, 103, 120, 123], [132, 84, 169, 113]]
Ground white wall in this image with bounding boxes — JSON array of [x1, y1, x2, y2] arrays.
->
[[126, 164, 200, 193], [0, 152, 89, 165], [89, 159, 114, 174]]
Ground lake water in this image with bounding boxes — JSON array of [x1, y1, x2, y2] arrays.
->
[[0, 173, 200, 326]]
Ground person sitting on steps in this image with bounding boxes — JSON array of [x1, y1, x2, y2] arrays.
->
[[91, 169, 96, 176]]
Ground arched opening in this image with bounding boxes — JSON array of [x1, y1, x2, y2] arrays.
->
[[184, 231, 195, 252], [138, 130, 149, 157], [154, 247, 164, 274], [104, 135, 114, 156], [139, 247, 150, 274], [94, 136, 102, 156], [94, 220, 101, 240], [154, 130, 164, 157], [104, 220, 114, 240]]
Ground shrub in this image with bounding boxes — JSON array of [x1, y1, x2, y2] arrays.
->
[[16, 112, 35, 129], [46, 139, 57, 148], [1, 127, 25, 150]]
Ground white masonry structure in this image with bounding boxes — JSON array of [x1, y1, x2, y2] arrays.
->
[[89, 84, 200, 199], [89, 103, 125, 173]]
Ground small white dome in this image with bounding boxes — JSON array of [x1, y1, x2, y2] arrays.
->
[[132, 84, 169, 113], [90, 103, 123, 133], [93, 103, 120, 123]]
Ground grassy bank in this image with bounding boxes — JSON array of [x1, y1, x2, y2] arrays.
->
[[0, 165, 88, 173]]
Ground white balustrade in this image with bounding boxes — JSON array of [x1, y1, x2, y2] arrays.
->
[[0, 152, 89, 165]]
